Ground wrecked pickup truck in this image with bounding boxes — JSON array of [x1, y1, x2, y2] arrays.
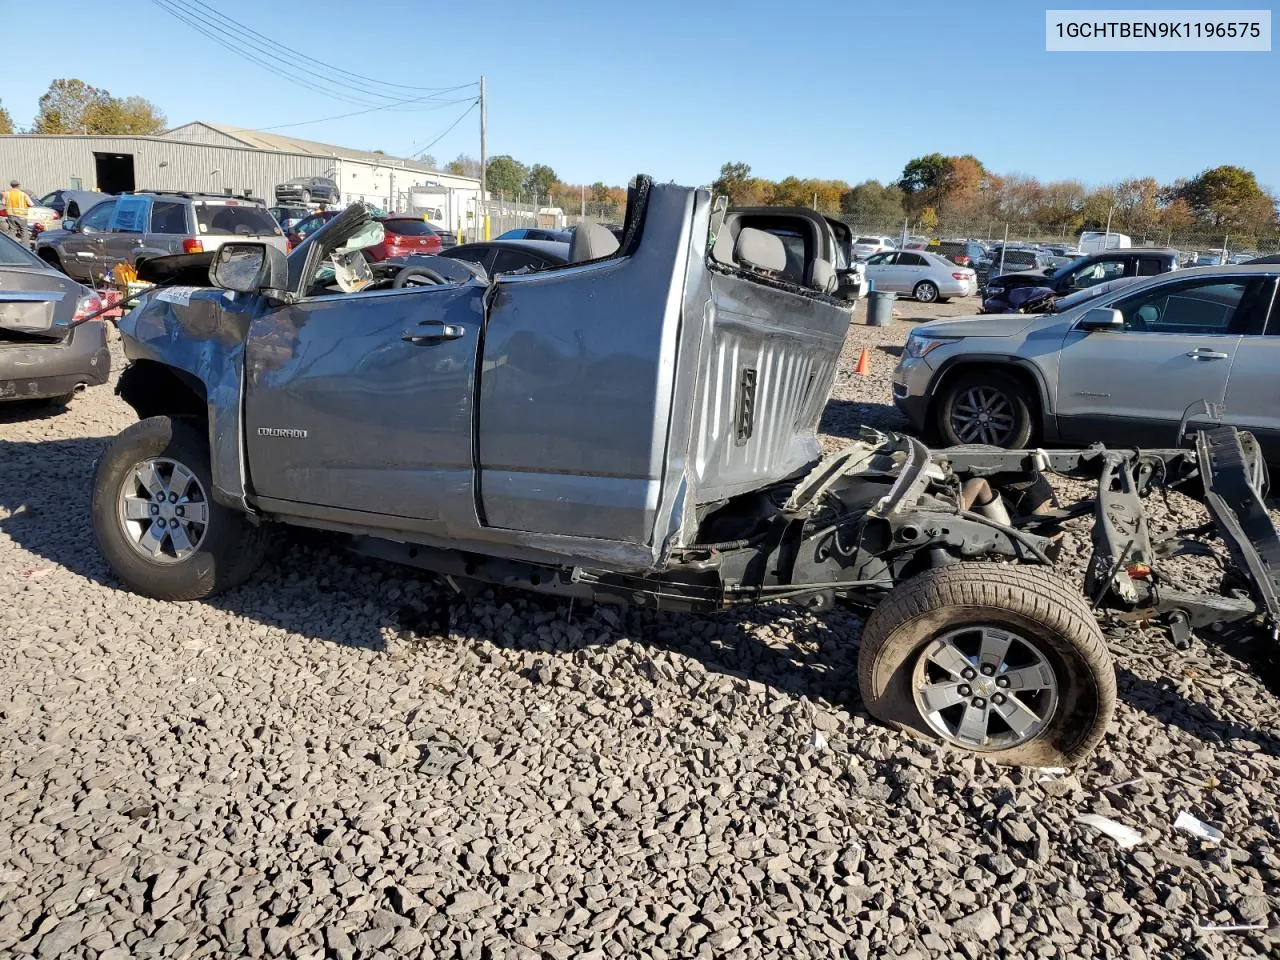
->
[[92, 179, 1280, 766]]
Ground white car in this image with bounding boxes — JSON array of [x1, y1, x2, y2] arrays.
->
[[862, 250, 977, 302], [852, 235, 897, 260]]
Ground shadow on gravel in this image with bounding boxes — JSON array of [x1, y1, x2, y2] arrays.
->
[[819, 399, 908, 438], [0, 399, 67, 425], [1118, 665, 1280, 760]]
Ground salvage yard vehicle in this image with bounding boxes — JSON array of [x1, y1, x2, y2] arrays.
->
[[91, 181, 1280, 767], [984, 247, 1179, 302], [861, 250, 977, 302], [37, 192, 287, 285], [894, 265, 1280, 454], [0, 231, 109, 405]]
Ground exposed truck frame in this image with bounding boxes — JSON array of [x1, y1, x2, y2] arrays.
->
[[89, 179, 1280, 768]]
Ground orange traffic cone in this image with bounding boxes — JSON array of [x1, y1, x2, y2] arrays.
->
[[854, 346, 871, 376]]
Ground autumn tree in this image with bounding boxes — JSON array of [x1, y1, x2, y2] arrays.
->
[[0, 101, 12, 136], [445, 153, 482, 178], [31, 79, 164, 135], [919, 207, 939, 233]]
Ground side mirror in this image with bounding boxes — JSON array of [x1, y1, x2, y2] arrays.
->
[[1078, 307, 1124, 331], [61, 218, 77, 232], [208, 242, 288, 294]]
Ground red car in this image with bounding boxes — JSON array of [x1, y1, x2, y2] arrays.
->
[[364, 215, 443, 261]]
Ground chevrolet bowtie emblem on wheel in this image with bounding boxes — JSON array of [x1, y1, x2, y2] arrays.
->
[[257, 427, 308, 439]]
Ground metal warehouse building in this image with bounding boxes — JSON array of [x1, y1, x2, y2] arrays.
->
[[0, 121, 483, 231]]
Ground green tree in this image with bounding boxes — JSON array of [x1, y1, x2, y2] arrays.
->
[[524, 163, 558, 199], [485, 155, 527, 197], [711, 161, 755, 205], [83, 95, 165, 135], [897, 153, 950, 195], [840, 180, 905, 224], [1179, 165, 1276, 232], [0, 101, 12, 136], [589, 181, 611, 203], [33, 79, 109, 134]]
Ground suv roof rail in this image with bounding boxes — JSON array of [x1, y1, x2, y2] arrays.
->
[[124, 189, 263, 203]]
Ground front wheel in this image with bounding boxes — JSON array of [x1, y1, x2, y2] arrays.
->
[[913, 280, 939, 303], [857, 563, 1115, 766], [935, 369, 1034, 448], [91, 416, 267, 600]]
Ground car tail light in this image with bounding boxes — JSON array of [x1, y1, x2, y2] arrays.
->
[[70, 292, 104, 326], [952, 272, 970, 281], [183, 238, 204, 254]]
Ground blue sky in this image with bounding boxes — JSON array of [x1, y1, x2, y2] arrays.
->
[[1, 0, 1275, 189]]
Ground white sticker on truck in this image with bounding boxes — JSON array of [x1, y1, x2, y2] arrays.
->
[[155, 286, 198, 306]]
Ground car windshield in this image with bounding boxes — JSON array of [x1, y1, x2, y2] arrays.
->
[[856, 237, 880, 245], [0, 232, 45, 267], [195, 203, 282, 237]]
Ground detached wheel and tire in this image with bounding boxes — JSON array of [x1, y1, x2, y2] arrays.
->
[[858, 563, 1115, 767], [913, 280, 939, 303], [936, 369, 1034, 448], [91, 416, 267, 600]]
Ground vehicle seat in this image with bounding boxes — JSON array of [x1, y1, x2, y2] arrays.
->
[[568, 221, 619, 263], [734, 227, 786, 276], [811, 258, 837, 294]]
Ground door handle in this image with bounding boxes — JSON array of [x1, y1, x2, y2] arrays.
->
[[402, 322, 465, 345], [1186, 349, 1229, 360]]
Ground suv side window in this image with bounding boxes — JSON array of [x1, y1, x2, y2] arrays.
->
[[899, 253, 927, 267], [78, 199, 117, 233], [1136, 257, 1164, 276], [150, 201, 189, 235], [1112, 278, 1264, 335], [111, 196, 150, 233]]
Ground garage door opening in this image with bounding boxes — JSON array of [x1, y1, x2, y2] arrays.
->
[[93, 152, 135, 194]]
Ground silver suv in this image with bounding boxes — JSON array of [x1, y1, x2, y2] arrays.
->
[[893, 265, 1280, 454], [35, 192, 286, 285]]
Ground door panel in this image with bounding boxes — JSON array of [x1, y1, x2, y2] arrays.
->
[[244, 284, 483, 533], [1055, 276, 1266, 445], [1223, 336, 1280, 441]]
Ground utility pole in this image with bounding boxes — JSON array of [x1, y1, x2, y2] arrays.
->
[[479, 74, 488, 241], [581, 184, 586, 220]]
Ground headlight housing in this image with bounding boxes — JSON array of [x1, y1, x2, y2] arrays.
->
[[986, 285, 1005, 295], [904, 334, 960, 360]]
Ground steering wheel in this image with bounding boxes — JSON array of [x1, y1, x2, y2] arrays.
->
[[392, 265, 447, 289]]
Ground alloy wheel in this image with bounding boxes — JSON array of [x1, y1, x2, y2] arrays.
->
[[911, 625, 1059, 751], [950, 386, 1016, 445], [117, 457, 210, 564]]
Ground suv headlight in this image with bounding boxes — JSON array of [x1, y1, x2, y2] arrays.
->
[[986, 285, 1005, 295], [904, 334, 959, 360]]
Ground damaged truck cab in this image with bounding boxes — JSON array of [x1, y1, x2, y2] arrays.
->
[[92, 178, 1280, 768]]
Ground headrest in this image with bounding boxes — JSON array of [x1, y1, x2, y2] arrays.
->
[[811, 257, 837, 294], [734, 227, 785, 274], [568, 221, 620, 263]]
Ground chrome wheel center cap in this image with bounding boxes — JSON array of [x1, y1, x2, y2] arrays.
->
[[972, 675, 997, 697]]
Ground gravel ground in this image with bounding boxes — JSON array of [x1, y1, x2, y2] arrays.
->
[[2, 302, 1279, 959]]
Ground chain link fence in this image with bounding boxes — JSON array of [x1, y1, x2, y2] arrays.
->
[[835, 215, 1280, 258]]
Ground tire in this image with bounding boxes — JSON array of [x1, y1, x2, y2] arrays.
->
[[300, 190, 311, 204], [91, 416, 267, 600], [913, 280, 939, 303], [857, 563, 1115, 767], [935, 369, 1035, 448]]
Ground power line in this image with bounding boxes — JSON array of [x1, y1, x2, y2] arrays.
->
[[151, 0, 476, 109], [412, 101, 479, 160], [255, 96, 476, 132], [188, 0, 475, 97]]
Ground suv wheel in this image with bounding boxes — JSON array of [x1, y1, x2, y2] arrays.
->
[[936, 370, 1034, 448], [91, 416, 267, 600], [913, 280, 939, 303], [858, 563, 1115, 766]]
